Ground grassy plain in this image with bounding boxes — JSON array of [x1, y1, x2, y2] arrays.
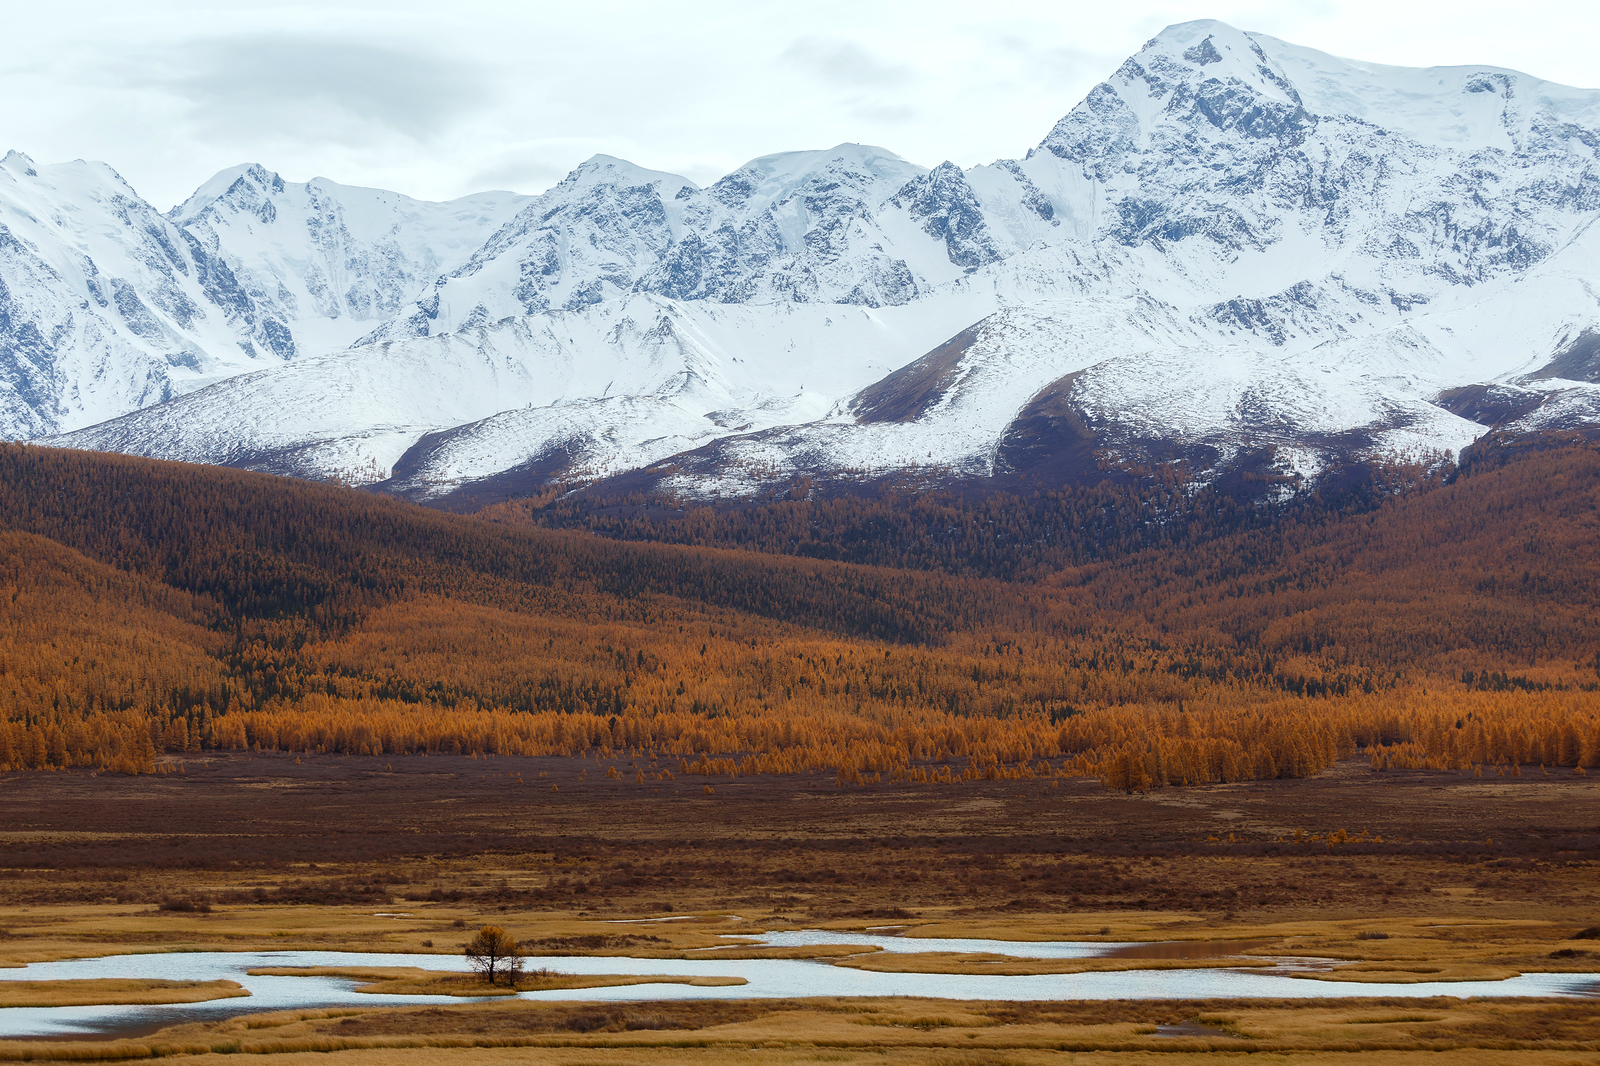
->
[[1, 996, 1599, 1062], [1, 752, 1597, 1061], [0, 979, 245, 1008], [246, 966, 745, 995]]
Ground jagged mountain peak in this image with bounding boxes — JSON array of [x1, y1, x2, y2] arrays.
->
[[1, 150, 38, 177], [1257, 32, 1600, 150], [167, 163, 285, 222], [0, 149, 530, 437], [0, 149, 304, 436], [707, 142, 934, 219], [1137, 19, 1301, 102], [718, 142, 922, 192], [1037, 18, 1310, 168], [5, 155, 145, 201], [1047, 19, 1600, 158], [166, 164, 530, 350], [564, 154, 699, 194]]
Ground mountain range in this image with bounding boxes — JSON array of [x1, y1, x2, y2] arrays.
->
[[7, 19, 1600, 503]]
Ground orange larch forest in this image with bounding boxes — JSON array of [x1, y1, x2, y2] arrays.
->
[[1, 436, 1597, 786]]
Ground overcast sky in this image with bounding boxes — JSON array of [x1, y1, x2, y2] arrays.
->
[[5, 0, 1598, 210]]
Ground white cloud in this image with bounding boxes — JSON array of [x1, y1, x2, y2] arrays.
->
[[781, 38, 915, 87], [157, 35, 488, 143]]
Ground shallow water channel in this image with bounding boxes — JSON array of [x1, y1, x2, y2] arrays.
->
[[2, 929, 1596, 1039]]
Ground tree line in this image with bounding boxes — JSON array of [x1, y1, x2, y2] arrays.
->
[[2, 438, 1598, 786]]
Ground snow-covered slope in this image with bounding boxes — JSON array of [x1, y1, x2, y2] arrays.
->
[[172, 166, 529, 354], [36, 20, 1600, 499], [0, 150, 299, 436], [53, 291, 997, 486], [362, 145, 937, 343], [0, 156, 527, 437]]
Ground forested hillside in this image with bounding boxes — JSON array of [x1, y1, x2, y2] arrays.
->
[[2, 439, 1597, 785], [480, 457, 1418, 582]]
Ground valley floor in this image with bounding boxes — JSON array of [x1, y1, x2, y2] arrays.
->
[[0, 756, 1596, 1061]]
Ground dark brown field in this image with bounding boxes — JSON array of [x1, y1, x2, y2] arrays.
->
[[2, 752, 1596, 918]]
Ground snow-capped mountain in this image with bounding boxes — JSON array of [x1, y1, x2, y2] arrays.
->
[[174, 166, 529, 355], [32, 20, 1600, 501], [58, 291, 998, 488], [361, 144, 938, 344], [0, 157, 527, 437], [0, 150, 284, 436]]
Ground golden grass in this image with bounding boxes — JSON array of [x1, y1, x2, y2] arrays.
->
[[884, 913, 1201, 942], [681, 944, 880, 960], [3, 995, 1599, 1063], [0, 978, 246, 1008], [0, 905, 816, 967], [79, 1051, 1600, 1066], [1295, 963, 1525, 983], [2, 905, 1595, 984], [245, 965, 744, 995]]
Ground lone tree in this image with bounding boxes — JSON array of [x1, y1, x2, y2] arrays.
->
[[463, 924, 525, 986]]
